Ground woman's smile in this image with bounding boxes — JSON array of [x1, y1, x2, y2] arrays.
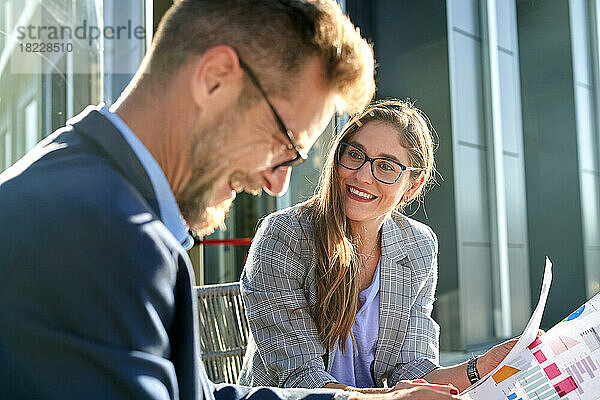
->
[[346, 185, 378, 201]]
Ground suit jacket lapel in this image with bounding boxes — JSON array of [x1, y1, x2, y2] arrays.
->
[[172, 256, 207, 399], [373, 216, 412, 385], [68, 105, 161, 217], [70, 106, 207, 397]]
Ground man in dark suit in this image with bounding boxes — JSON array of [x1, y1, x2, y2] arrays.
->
[[0, 1, 462, 399]]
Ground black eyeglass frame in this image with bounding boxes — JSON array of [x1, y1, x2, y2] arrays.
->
[[238, 58, 308, 170], [337, 142, 422, 184]]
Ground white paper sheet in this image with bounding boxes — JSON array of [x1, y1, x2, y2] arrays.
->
[[462, 257, 600, 400]]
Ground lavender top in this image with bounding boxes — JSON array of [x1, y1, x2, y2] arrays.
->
[[329, 259, 381, 388]]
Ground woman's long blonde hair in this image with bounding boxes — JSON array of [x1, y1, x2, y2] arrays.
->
[[301, 99, 436, 351]]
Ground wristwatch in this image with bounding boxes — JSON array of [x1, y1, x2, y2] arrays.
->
[[466, 356, 481, 385]]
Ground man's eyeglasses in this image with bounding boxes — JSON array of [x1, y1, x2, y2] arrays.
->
[[337, 142, 422, 184], [238, 58, 308, 170]]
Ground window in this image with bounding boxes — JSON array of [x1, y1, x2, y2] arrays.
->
[[4, 132, 12, 169], [24, 100, 38, 152]]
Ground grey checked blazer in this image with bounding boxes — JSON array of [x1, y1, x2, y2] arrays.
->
[[238, 202, 440, 388]]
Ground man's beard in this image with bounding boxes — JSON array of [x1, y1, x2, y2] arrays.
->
[[177, 110, 234, 237], [179, 180, 232, 237], [175, 102, 263, 237]]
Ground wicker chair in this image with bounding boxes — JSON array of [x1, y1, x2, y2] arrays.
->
[[195, 282, 249, 384]]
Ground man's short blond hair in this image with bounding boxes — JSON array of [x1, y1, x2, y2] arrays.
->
[[150, 0, 374, 113]]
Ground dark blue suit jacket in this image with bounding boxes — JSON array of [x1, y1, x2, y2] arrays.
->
[[0, 106, 342, 400]]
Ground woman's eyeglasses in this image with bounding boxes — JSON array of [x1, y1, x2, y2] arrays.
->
[[337, 142, 421, 184]]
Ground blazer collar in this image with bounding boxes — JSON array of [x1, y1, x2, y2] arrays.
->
[[67, 105, 160, 217], [380, 213, 408, 263]]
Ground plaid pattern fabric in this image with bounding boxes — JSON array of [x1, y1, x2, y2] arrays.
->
[[238, 203, 440, 388]]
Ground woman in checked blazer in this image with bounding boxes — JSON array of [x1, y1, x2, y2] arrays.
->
[[238, 100, 514, 394]]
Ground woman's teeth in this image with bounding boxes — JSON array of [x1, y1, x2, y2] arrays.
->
[[349, 186, 375, 199]]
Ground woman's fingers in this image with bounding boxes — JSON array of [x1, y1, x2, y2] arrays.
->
[[391, 386, 466, 399], [393, 380, 459, 395], [537, 329, 545, 337]]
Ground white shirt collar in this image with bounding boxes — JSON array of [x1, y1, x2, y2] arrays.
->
[[98, 104, 194, 250]]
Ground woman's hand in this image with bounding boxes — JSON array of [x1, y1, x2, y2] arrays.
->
[[344, 382, 465, 400], [326, 380, 459, 396], [346, 379, 463, 400], [478, 330, 545, 376], [324, 382, 394, 394], [393, 379, 459, 395], [477, 338, 518, 377]]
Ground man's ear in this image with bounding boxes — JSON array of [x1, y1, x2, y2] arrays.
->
[[189, 46, 243, 109], [404, 174, 426, 202]]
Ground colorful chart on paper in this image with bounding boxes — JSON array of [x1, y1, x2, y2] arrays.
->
[[462, 258, 600, 400]]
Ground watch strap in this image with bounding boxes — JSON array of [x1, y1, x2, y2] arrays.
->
[[466, 356, 481, 385]]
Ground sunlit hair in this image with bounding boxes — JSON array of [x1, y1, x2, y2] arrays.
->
[[301, 99, 436, 351], [148, 0, 375, 113]]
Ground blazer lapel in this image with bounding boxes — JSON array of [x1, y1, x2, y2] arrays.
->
[[69, 106, 205, 397], [68, 105, 161, 217], [373, 216, 412, 385]]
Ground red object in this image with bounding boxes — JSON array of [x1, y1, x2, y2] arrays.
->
[[534, 350, 547, 364], [199, 238, 253, 246], [554, 376, 578, 397], [529, 337, 543, 350], [544, 363, 562, 380]]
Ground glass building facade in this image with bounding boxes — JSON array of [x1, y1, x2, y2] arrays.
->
[[346, 0, 600, 350], [3, 0, 600, 353]]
